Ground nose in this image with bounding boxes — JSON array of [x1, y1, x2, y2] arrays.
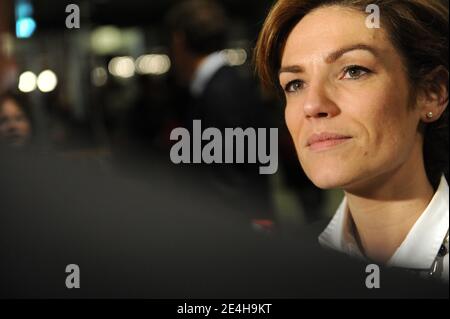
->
[[303, 81, 340, 119]]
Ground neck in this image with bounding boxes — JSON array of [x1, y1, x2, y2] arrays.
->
[[345, 144, 435, 264]]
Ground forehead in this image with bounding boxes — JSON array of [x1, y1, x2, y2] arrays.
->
[[281, 5, 391, 65], [0, 99, 24, 116]]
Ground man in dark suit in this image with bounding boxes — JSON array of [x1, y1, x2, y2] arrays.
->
[[167, 0, 273, 223]]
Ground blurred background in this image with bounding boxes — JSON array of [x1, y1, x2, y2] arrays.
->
[[0, 0, 343, 232]]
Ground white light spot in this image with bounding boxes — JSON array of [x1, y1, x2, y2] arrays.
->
[[135, 54, 171, 75], [90, 26, 122, 55], [222, 48, 247, 66], [18, 71, 37, 93], [108, 56, 135, 78], [37, 70, 58, 93]]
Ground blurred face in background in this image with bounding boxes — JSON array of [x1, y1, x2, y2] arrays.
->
[[0, 98, 32, 147], [280, 6, 425, 192]]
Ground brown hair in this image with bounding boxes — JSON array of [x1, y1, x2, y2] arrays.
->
[[254, 0, 449, 188]]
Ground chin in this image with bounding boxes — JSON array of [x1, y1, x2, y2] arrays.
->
[[302, 164, 357, 190]]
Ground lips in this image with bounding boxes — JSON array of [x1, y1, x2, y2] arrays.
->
[[306, 132, 352, 151]]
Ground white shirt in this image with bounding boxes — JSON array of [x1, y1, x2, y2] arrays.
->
[[319, 175, 449, 282], [190, 51, 229, 97]]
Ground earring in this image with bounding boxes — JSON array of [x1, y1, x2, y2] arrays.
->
[[426, 112, 434, 119]]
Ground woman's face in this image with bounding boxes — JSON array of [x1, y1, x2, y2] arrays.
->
[[280, 6, 424, 191], [0, 98, 32, 147]]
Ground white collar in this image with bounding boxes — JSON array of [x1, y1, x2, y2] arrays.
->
[[190, 51, 229, 97], [319, 176, 449, 271]]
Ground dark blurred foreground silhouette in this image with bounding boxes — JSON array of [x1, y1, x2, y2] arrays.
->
[[0, 147, 448, 298]]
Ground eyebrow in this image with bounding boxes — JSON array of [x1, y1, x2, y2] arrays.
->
[[279, 43, 379, 75]]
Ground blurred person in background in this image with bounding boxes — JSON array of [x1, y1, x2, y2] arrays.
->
[[166, 0, 274, 224], [0, 91, 33, 148]]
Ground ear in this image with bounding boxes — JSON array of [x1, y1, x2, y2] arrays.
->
[[418, 66, 449, 124]]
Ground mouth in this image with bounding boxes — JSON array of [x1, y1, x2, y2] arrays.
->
[[306, 132, 352, 152]]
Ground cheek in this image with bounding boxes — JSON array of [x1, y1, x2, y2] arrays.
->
[[284, 102, 303, 146], [347, 82, 418, 169], [19, 121, 31, 132], [365, 91, 412, 143]]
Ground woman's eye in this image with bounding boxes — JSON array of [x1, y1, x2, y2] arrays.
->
[[284, 80, 304, 93], [342, 65, 371, 79]]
